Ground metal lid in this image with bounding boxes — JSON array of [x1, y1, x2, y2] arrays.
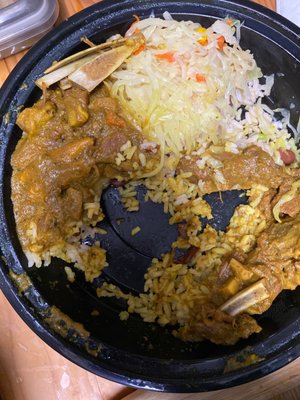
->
[[0, 0, 59, 59]]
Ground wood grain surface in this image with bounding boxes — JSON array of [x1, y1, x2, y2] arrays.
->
[[123, 357, 300, 400], [0, 294, 133, 400], [2, 1, 300, 400]]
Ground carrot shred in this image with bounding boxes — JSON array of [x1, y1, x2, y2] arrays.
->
[[133, 43, 145, 56], [129, 14, 141, 34], [195, 73, 206, 83], [226, 18, 233, 26], [217, 35, 226, 50], [155, 52, 175, 62], [106, 111, 126, 128]]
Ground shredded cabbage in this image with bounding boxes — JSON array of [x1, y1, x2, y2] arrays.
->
[[108, 16, 299, 162]]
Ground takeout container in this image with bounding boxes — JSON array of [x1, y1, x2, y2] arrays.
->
[[0, 0, 299, 392], [0, 0, 59, 59]]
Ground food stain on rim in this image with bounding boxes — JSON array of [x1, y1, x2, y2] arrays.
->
[[223, 347, 265, 374], [9, 270, 103, 358]]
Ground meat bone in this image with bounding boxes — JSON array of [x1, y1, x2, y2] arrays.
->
[[36, 33, 145, 92], [219, 278, 269, 316]]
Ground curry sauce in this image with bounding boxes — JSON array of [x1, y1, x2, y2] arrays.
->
[[11, 82, 300, 345], [12, 86, 154, 253]]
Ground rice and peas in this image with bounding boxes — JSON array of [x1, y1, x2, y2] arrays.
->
[[13, 13, 300, 344]]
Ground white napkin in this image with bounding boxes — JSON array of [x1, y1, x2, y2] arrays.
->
[[277, 0, 300, 27]]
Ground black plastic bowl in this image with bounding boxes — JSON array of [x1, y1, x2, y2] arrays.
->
[[0, 0, 300, 393]]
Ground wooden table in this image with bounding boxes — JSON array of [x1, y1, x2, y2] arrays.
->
[[1, 0, 300, 399]]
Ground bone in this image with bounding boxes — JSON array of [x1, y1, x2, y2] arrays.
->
[[219, 278, 269, 316], [43, 32, 144, 74]]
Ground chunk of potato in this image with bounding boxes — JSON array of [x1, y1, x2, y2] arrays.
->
[[17, 101, 56, 136]]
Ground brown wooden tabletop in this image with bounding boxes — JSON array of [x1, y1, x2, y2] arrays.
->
[[2, 1, 300, 399]]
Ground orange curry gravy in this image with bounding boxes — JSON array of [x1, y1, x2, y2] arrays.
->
[[11, 85, 156, 253], [11, 83, 300, 345]]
